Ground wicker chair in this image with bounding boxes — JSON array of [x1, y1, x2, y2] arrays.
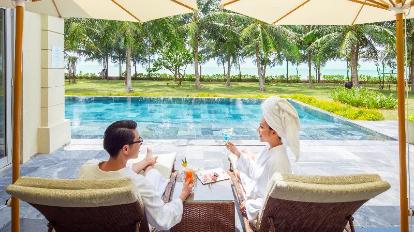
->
[[6, 177, 149, 232], [229, 172, 390, 232]]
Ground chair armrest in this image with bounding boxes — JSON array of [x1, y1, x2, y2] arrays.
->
[[162, 171, 178, 203], [228, 171, 255, 232]]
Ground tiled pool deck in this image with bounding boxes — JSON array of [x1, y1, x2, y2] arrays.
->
[[0, 120, 412, 231]]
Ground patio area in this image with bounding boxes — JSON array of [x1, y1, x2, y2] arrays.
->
[[0, 120, 411, 231]]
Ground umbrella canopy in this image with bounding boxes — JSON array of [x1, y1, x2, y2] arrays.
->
[[221, 0, 412, 232], [221, 0, 413, 25], [0, 0, 197, 22], [0, 1, 197, 231]]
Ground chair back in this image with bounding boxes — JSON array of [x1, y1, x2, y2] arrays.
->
[[7, 177, 149, 232], [255, 173, 390, 232]]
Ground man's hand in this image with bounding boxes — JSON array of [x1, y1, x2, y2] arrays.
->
[[179, 180, 194, 201], [225, 142, 241, 157]]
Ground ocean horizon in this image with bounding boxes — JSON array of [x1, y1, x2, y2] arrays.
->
[[75, 58, 394, 80]]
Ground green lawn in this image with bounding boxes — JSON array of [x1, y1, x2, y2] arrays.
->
[[65, 80, 414, 120]]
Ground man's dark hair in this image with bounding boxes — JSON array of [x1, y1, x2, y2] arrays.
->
[[103, 120, 137, 157]]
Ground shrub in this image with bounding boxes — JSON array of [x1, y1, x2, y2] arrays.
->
[[289, 94, 384, 121], [76, 71, 99, 79], [409, 114, 414, 122], [74, 72, 306, 83], [322, 75, 347, 82], [330, 87, 397, 109]]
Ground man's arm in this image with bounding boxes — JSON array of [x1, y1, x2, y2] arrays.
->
[[136, 177, 193, 230]]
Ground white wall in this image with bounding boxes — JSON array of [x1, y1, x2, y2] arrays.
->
[[22, 11, 41, 162]]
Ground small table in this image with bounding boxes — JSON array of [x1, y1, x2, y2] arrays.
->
[[170, 162, 236, 232]]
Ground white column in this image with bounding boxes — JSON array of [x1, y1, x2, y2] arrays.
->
[[37, 15, 70, 153]]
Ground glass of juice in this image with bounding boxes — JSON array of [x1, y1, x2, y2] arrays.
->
[[184, 167, 196, 184]]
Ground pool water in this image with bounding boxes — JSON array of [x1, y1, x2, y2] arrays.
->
[[65, 97, 391, 140]]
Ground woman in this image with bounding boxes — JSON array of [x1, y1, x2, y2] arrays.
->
[[226, 96, 300, 221]]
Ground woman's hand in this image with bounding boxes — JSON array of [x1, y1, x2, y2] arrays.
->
[[132, 147, 157, 174], [179, 179, 194, 201], [144, 147, 157, 166], [225, 142, 241, 157]]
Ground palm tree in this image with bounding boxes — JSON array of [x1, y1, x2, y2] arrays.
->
[[309, 24, 394, 86], [298, 25, 320, 86], [119, 22, 144, 92], [82, 20, 119, 80], [184, 0, 219, 89], [406, 19, 414, 92], [241, 19, 296, 91], [205, 11, 243, 86], [64, 18, 87, 83]]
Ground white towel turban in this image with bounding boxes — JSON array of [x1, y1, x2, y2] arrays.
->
[[261, 96, 301, 161]]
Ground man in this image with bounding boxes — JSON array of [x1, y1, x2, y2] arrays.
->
[[78, 120, 193, 230]]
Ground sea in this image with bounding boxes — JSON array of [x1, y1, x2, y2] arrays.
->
[[75, 57, 392, 79]]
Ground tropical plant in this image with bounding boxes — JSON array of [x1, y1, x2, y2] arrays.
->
[[240, 19, 297, 91], [308, 24, 394, 86], [330, 87, 397, 109], [290, 94, 384, 120], [183, 0, 220, 89]]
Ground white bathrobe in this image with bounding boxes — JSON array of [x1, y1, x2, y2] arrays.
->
[[78, 160, 182, 231], [237, 145, 292, 221]]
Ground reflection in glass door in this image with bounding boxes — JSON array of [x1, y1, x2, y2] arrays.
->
[[0, 8, 11, 169]]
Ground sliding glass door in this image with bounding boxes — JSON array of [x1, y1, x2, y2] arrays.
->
[[0, 8, 12, 169]]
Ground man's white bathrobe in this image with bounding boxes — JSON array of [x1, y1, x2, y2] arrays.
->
[[237, 145, 292, 221], [78, 160, 181, 231]]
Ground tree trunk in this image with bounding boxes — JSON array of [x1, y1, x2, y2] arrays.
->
[[307, 51, 313, 86], [381, 62, 385, 89], [134, 60, 137, 78], [256, 44, 265, 91], [71, 61, 76, 83], [226, 55, 231, 87], [350, 44, 359, 86], [296, 63, 299, 78], [194, 33, 201, 89], [317, 64, 321, 83], [238, 57, 242, 81], [410, 39, 414, 92], [314, 64, 319, 83], [346, 59, 350, 82], [222, 62, 226, 77], [102, 58, 107, 80], [286, 59, 289, 83], [147, 55, 151, 78], [199, 64, 202, 81], [105, 56, 109, 80], [125, 47, 133, 92], [119, 60, 122, 80]]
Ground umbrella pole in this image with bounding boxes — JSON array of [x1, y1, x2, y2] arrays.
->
[[395, 6, 409, 232], [11, 1, 24, 232]]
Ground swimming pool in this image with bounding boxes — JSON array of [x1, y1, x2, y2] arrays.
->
[[65, 97, 391, 140]]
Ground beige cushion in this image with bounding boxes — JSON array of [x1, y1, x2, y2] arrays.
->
[[253, 173, 390, 229], [267, 173, 390, 203], [6, 177, 143, 208]]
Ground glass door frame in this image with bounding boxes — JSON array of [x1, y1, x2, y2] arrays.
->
[[0, 8, 12, 169]]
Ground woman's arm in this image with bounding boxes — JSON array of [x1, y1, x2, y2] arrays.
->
[[132, 148, 157, 173]]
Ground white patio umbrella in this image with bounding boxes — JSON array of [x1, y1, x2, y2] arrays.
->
[[0, 0, 197, 231], [220, 0, 412, 231]]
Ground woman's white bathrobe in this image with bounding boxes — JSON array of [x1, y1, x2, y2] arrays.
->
[[237, 145, 292, 221]]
